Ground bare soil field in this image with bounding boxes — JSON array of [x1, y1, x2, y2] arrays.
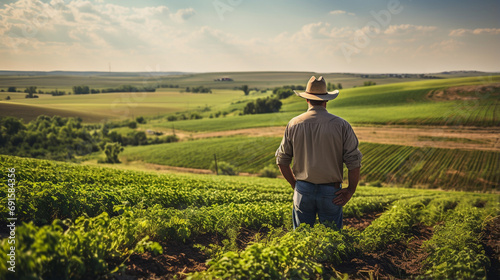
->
[[426, 83, 500, 101], [172, 125, 500, 152]]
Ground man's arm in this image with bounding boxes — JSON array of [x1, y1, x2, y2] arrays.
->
[[333, 167, 360, 206], [278, 164, 296, 190]]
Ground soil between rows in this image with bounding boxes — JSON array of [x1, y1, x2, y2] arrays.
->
[[116, 214, 499, 280], [115, 213, 437, 280]]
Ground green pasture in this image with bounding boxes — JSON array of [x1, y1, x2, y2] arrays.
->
[[121, 136, 499, 191], [147, 75, 500, 131], [0, 74, 157, 92], [1, 73, 498, 127], [0, 88, 271, 122], [0, 71, 427, 92]]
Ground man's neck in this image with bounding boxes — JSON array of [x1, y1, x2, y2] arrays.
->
[[308, 104, 327, 110]]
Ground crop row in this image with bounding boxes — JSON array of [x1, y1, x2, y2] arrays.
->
[[359, 143, 499, 191], [1, 155, 435, 226], [188, 224, 360, 279], [0, 212, 162, 280], [1, 155, 498, 279], [122, 136, 499, 191], [188, 194, 497, 279], [422, 198, 499, 279]]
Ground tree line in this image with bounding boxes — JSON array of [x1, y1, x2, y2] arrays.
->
[[0, 115, 177, 162], [184, 86, 212, 93], [4, 85, 158, 98]]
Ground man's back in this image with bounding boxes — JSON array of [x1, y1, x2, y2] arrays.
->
[[276, 106, 361, 184]]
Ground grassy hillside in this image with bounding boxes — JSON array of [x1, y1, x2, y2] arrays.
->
[[0, 71, 428, 92], [1, 73, 498, 126], [121, 136, 499, 191], [149, 75, 499, 131]]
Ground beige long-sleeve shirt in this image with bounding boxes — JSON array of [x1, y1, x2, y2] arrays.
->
[[275, 106, 362, 184]]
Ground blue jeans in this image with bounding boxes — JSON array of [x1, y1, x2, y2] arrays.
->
[[292, 180, 343, 230]]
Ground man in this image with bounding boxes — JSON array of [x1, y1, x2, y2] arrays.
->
[[275, 76, 362, 231]]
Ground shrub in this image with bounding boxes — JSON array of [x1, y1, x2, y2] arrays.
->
[[100, 142, 124, 164], [210, 161, 238, 176], [136, 116, 146, 124], [371, 181, 382, 187], [258, 164, 279, 178]]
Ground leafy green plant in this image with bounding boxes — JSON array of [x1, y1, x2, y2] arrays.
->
[[360, 196, 431, 251], [188, 224, 357, 279], [422, 206, 490, 279], [0, 213, 162, 280]]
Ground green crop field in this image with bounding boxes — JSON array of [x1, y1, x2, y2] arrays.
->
[[121, 136, 499, 191], [1, 71, 499, 278], [1, 155, 498, 279]]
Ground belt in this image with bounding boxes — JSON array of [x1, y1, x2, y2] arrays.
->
[[299, 180, 342, 189], [323, 182, 342, 189]]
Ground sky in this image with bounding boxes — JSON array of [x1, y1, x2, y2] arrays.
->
[[0, 0, 499, 73]]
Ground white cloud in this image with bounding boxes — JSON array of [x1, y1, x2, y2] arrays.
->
[[170, 8, 196, 23], [286, 22, 355, 42], [0, 0, 498, 73], [330, 10, 346, 15], [0, 0, 192, 51], [384, 24, 437, 35], [329, 10, 355, 16], [449, 28, 500, 36], [429, 39, 463, 52]]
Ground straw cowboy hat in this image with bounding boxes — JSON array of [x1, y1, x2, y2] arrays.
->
[[294, 76, 339, 101]]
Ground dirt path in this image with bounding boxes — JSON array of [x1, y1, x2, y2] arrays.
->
[[171, 125, 500, 151]]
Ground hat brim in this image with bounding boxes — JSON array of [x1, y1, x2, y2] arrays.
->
[[293, 90, 339, 101]]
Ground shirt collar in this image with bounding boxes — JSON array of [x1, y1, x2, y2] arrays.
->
[[307, 105, 328, 112]]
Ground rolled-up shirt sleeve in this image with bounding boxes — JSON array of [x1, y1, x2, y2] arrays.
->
[[275, 125, 293, 166], [342, 123, 362, 170]]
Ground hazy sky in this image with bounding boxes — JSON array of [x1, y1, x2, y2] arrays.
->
[[1, 0, 499, 73]]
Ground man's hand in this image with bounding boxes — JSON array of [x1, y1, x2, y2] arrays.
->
[[334, 167, 360, 206], [332, 188, 354, 206]]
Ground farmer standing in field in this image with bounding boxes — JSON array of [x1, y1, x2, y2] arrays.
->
[[275, 76, 362, 231]]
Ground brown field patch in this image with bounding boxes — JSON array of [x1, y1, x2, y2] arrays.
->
[[426, 83, 500, 101], [170, 125, 500, 152], [0, 102, 111, 123]]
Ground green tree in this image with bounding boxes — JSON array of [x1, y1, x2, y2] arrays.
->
[[73, 85, 90, 94], [103, 142, 124, 163], [327, 82, 337, 91], [274, 88, 294, 99], [25, 86, 37, 98], [7, 87, 16, 92], [128, 121, 137, 129], [210, 161, 238, 175], [241, 85, 249, 95], [136, 116, 146, 124], [243, 102, 255, 114]]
